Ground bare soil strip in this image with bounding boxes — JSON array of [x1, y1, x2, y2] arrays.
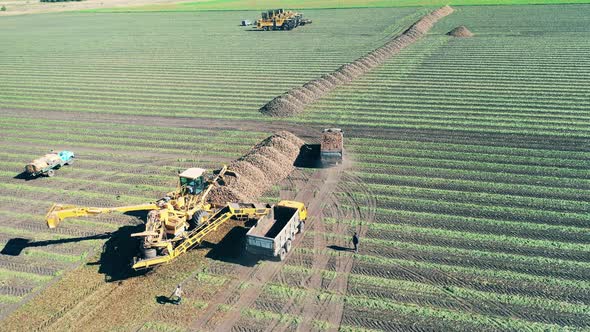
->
[[259, 6, 455, 118]]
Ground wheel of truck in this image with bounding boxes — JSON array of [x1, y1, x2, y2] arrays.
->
[[285, 239, 292, 253], [298, 221, 305, 234], [142, 248, 157, 259], [263, 26, 268, 31], [46, 169, 55, 177], [278, 248, 287, 261], [65, 159, 74, 165]]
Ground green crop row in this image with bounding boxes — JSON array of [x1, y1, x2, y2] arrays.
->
[[295, 247, 590, 292], [310, 230, 590, 280], [0, 182, 150, 206], [0, 135, 241, 161], [347, 137, 590, 161], [0, 117, 267, 142], [281, 257, 590, 316], [347, 144, 589, 169], [352, 192, 590, 228], [0, 268, 54, 283], [351, 172, 590, 202], [355, 153, 590, 180], [0, 128, 256, 155], [347, 274, 590, 316], [256, 270, 577, 331], [355, 182, 589, 214], [23, 249, 87, 264], [324, 217, 590, 252], [0, 170, 169, 198], [354, 162, 589, 191]]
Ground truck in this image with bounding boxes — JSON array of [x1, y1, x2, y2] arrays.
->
[[245, 200, 307, 261], [25, 150, 75, 177], [320, 128, 343, 166]]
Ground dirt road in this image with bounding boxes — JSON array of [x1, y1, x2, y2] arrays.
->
[[0, 0, 191, 16]]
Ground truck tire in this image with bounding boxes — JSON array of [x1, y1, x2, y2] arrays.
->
[[298, 221, 304, 234], [142, 248, 157, 259], [46, 169, 55, 177], [285, 239, 292, 253], [278, 248, 287, 261]]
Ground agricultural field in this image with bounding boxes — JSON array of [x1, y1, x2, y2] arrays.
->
[[0, 2, 589, 332]]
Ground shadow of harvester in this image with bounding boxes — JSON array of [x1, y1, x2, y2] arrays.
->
[[1, 221, 149, 282]]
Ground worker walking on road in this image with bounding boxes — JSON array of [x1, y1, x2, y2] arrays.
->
[[170, 284, 182, 305], [352, 232, 359, 253]]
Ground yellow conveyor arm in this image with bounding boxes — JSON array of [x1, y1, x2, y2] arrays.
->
[[46, 203, 159, 229]]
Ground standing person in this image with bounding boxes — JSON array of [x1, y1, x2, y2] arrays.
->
[[170, 284, 182, 305], [352, 232, 359, 253]]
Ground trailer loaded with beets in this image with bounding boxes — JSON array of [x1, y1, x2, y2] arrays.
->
[[320, 128, 343, 166], [24, 150, 75, 178]]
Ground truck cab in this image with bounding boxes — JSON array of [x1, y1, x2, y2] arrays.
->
[[178, 168, 206, 195]]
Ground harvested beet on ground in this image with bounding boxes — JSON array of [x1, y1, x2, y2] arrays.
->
[[258, 6, 454, 118], [208, 131, 304, 205], [447, 26, 473, 37], [259, 95, 303, 117], [289, 87, 314, 103]]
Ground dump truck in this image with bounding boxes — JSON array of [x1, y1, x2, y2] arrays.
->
[[25, 150, 75, 177], [255, 8, 311, 31], [245, 200, 307, 261], [320, 128, 343, 166]]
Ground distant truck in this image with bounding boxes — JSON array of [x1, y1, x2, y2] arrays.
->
[[245, 200, 307, 261], [241, 20, 252, 26], [320, 128, 343, 166], [25, 150, 75, 177]]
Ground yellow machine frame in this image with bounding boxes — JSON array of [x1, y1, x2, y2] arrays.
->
[[44, 164, 308, 271]]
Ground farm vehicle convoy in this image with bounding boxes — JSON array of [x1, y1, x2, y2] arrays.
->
[[45, 165, 308, 270], [41, 128, 340, 271], [255, 8, 312, 31]]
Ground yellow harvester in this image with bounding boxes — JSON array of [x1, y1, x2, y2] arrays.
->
[[255, 8, 311, 31], [46, 165, 306, 270]]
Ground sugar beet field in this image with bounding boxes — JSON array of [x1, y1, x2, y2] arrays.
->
[[0, 4, 590, 332]]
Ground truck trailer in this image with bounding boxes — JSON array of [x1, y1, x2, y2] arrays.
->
[[25, 150, 75, 178], [320, 128, 343, 166], [245, 200, 307, 261]]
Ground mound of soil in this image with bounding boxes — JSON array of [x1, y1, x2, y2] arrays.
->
[[447, 26, 473, 37], [258, 6, 454, 118], [208, 131, 304, 205], [259, 95, 303, 117]]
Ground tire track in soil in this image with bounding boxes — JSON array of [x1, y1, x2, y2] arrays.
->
[[301, 170, 377, 331], [266, 168, 339, 332], [204, 164, 340, 332], [264, 159, 376, 332]]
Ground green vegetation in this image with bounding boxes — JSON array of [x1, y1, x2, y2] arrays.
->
[[87, 0, 590, 13], [0, 268, 54, 282], [1, 2, 589, 331], [141, 321, 187, 332]]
